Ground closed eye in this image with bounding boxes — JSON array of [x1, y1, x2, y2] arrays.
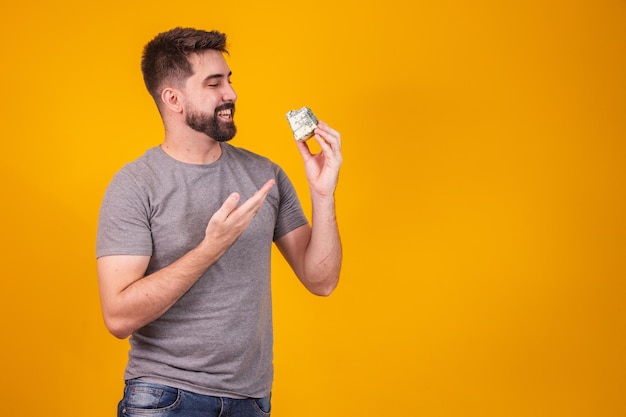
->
[[204, 71, 232, 88]]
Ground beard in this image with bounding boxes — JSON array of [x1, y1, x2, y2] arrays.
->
[[185, 102, 237, 142]]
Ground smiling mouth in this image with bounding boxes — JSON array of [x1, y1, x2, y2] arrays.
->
[[217, 107, 234, 121]]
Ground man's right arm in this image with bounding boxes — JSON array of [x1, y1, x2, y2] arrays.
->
[[97, 179, 275, 339]]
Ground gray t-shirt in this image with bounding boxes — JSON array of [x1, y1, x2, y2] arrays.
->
[[96, 144, 308, 398]]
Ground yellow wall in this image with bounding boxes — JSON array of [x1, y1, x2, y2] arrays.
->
[[1, 0, 625, 416]]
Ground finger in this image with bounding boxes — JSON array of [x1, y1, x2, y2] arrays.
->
[[255, 179, 276, 199], [313, 130, 342, 158], [314, 123, 341, 150], [214, 192, 241, 221], [237, 179, 276, 213], [312, 132, 333, 153], [316, 121, 341, 142]]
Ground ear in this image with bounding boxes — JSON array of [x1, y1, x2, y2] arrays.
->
[[161, 88, 183, 113]]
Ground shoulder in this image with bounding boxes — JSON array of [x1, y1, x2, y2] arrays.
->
[[118, 147, 164, 176], [102, 148, 168, 204], [109, 147, 167, 186]]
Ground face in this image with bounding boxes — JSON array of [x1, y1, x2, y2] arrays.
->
[[182, 50, 238, 142]]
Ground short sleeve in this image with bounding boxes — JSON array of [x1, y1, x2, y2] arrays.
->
[[273, 166, 308, 241], [96, 170, 154, 258]]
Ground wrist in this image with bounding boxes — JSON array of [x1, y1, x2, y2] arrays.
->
[[310, 190, 335, 204]]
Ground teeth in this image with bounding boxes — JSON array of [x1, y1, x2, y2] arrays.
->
[[218, 109, 232, 116]]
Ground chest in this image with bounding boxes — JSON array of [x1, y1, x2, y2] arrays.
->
[[146, 166, 278, 267]]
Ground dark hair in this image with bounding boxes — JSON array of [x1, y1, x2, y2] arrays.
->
[[141, 27, 228, 102]]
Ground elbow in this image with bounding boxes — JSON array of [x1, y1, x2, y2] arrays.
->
[[307, 275, 339, 297], [102, 314, 133, 340], [312, 286, 335, 297], [109, 328, 132, 340], [303, 263, 341, 296]]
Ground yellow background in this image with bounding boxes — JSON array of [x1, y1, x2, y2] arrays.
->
[[1, 0, 625, 416]]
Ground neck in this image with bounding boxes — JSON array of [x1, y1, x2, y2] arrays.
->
[[161, 128, 223, 165]]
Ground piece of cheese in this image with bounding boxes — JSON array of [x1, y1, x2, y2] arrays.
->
[[286, 106, 318, 141]]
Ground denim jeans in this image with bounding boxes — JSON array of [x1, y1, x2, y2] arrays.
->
[[118, 380, 271, 417]]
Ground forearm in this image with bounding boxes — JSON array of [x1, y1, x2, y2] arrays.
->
[[302, 195, 342, 295], [99, 241, 222, 339], [289, 119, 342, 295]]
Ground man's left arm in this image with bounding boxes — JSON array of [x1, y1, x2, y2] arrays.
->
[[275, 121, 343, 296]]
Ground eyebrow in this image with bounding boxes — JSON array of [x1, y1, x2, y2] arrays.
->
[[203, 71, 232, 83]]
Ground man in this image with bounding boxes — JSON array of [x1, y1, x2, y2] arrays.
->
[[96, 27, 342, 417]]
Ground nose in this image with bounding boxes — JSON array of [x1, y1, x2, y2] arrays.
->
[[223, 82, 237, 102]]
